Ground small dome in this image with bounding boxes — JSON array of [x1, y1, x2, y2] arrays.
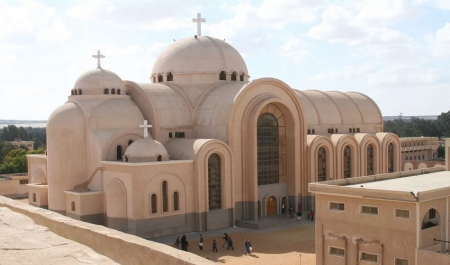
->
[[152, 36, 248, 77], [124, 138, 169, 162], [74, 68, 125, 93]]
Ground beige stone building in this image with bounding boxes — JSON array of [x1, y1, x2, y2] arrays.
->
[[309, 139, 450, 265], [401, 137, 444, 171], [26, 27, 401, 238], [6, 140, 34, 150]]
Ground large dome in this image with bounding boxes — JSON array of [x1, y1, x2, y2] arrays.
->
[[73, 68, 125, 94], [152, 36, 248, 77]]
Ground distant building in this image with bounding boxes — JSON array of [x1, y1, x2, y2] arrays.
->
[[6, 139, 34, 150], [309, 138, 450, 265], [400, 137, 444, 170]]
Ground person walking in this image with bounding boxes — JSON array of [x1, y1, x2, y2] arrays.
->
[[174, 236, 180, 249], [296, 209, 302, 221], [212, 239, 218, 252], [227, 237, 234, 250], [199, 234, 204, 250], [181, 235, 188, 251], [244, 239, 252, 255], [222, 233, 229, 248]]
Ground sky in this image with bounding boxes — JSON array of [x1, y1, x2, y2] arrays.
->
[[0, 0, 449, 120]]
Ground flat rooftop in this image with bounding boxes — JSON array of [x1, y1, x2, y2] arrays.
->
[[346, 170, 450, 193]]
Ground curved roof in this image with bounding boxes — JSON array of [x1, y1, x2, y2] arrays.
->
[[124, 138, 168, 158], [74, 68, 124, 91], [152, 36, 248, 76], [295, 90, 382, 126], [88, 98, 144, 129]]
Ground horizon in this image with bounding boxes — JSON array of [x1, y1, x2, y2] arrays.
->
[[0, 0, 449, 120]]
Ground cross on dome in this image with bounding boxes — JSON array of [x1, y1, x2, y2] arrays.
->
[[92, 50, 105, 69], [139, 120, 152, 139], [192, 13, 206, 36]]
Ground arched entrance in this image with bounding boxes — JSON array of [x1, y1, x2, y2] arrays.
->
[[267, 196, 277, 215], [106, 180, 127, 232]]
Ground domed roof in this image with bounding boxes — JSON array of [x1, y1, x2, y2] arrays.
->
[[74, 68, 125, 91], [152, 36, 248, 76], [124, 138, 168, 161]]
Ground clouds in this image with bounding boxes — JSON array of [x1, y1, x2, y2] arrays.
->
[[0, 0, 70, 46], [426, 22, 450, 56]]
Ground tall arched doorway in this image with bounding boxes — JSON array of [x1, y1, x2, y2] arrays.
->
[[267, 196, 277, 215]]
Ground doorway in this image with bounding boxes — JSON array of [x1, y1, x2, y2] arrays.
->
[[267, 196, 277, 215], [258, 201, 261, 217]]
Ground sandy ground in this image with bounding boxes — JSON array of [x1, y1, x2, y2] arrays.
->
[[167, 222, 316, 265]]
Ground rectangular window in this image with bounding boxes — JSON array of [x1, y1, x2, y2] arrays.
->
[[329, 247, 345, 257], [429, 208, 436, 219], [395, 258, 409, 265], [395, 209, 410, 219], [19, 179, 28, 185], [361, 252, 378, 263], [361, 205, 378, 215], [329, 202, 345, 211]]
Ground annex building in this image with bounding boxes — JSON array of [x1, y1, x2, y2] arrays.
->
[[26, 14, 401, 238], [309, 139, 450, 265]]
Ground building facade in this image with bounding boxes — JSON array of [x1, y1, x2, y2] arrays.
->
[[26, 32, 401, 238]]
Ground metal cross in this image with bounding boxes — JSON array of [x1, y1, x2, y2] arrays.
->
[[92, 50, 105, 69], [192, 13, 206, 36], [139, 120, 152, 139]]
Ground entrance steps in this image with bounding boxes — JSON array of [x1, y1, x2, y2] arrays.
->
[[235, 214, 299, 230]]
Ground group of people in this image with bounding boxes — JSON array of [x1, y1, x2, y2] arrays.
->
[[174, 233, 252, 255]]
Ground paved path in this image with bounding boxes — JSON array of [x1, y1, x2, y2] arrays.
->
[[151, 219, 316, 265], [0, 207, 118, 265]]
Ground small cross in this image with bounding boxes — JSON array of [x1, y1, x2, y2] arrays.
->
[[139, 120, 152, 139], [92, 50, 105, 69], [192, 13, 206, 36]]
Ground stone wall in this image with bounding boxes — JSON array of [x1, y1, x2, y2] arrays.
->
[[0, 196, 213, 265]]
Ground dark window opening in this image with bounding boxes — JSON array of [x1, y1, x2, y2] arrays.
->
[[208, 154, 221, 210], [74, 89, 78, 95], [111, 88, 116, 94], [343, 146, 351, 178], [219, 71, 226, 80], [357, 128, 360, 132], [151, 194, 157, 213], [367, 144, 374, 175], [240, 73, 245, 81], [257, 113, 279, 186], [175, 132, 179, 138], [349, 128, 352, 133], [167, 72, 173, 81], [157, 155, 162, 161], [173, 191, 179, 211], [308, 129, 311, 134], [128, 140, 133, 146], [104, 88, 109, 94], [78, 89, 82, 95], [162, 181, 168, 212], [158, 74, 163, 82], [33, 193, 36, 202], [335, 128, 338, 133], [388, 143, 394, 173], [169, 132, 173, 138], [231, 71, 237, 81], [71, 201, 75, 211], [116, 145, 122, 161], [318, 147, 326, 182], [117, 89, 121, 95], [71, 90, 74, 95], [312, 129, 315, 134]]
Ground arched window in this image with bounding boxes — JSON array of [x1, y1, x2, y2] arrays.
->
[[117, 89, 121, 95], [367, 144, 374, 175], [116, 145, 122, 161], [167, 72, 173, 81], [240, 73, 245, 81], [422, 208, 440, 229], [208, 154, 221, 210], [33, 193, 36, 202], [231, 71, 237, 81], [388, 143, 394, 173], [152, 76, 156, 83], [71, 201, 75, 211], [312, 129, 315, 134], [104, 88, 109, 94], [257, 113, 279, 185], [71, 90, 74, 95], [78, 89, 82, 95], [151, 194, 157, 213], [74, 89, 78, 95], [173, 191, 179, 211], [335, 128, 338, 133], [111, 88, 116, 94], [128, 140, 133, 146], [181, 132, 185, 138], [125, 156, 128, 162], [175, 132, 179, 138], [169, 132, 173, 138], [318, 147, 326, 182], [343, 145, 351, 178], [219, 71, 226, 80], [157, 155, 162, 161], [158, 74, 163, 82], [162, 181, 168, 212]]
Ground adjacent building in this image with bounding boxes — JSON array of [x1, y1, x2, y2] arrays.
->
[[309, 139, 450, 265], [401, 137, 444, 171]]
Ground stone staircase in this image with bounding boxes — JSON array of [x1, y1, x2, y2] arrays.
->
[[235, 214, 299, 230]]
